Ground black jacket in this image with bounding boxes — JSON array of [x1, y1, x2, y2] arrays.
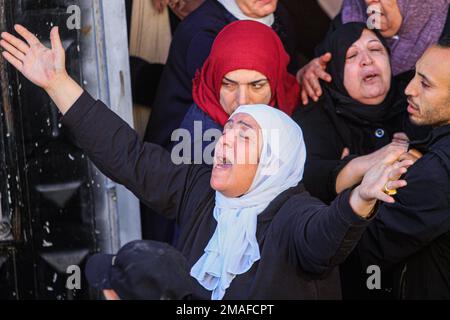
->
[[357, 125, 450, 299], [62, 91, 374, 300], [294, 98, 428, 204], [144, 0, 298, 149]]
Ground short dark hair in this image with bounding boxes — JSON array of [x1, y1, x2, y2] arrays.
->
[[436, 36, 450, 94], [438, 35, 450, 48]]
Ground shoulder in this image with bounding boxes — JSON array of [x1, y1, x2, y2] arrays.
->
[[407, 151, 449, 182], [276, 189, 328, 222], [396, 151, 450, 205], [173, 0, 229, 46], [180, 104, 221, 130], [293, 99, 330, 127], [293, 99, 339, 148]]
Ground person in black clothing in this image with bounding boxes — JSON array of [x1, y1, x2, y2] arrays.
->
[[279, 0, 332, 64], [0, 24, 411, 300], [294, 23, 430, 299], [354, 39, 450, 299], [85, 240, 197, 300], [142, 0, 298, 243], [294, 23, 428, 205]]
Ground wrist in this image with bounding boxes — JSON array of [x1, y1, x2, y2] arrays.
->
[[351, 155, 372, 178], [44, 73, 83, 115], [350, 186, 377, 219], [44, 71, 71, 94]]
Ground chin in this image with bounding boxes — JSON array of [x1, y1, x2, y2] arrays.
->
[[380, 29, 397, 38], [362, 88, 388, 104], [409, 116, 420, 126], [257, 1, 277, 15], [210, 172, 229, 193], [409, 115, 428, 126], [210, 175, 220, 190], [210, 179, 222, 192]]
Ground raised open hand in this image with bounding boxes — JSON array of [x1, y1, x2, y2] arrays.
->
[[1, 24, 66, 91], [296, 52, 333, 105]]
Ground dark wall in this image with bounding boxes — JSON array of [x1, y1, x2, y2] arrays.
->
[[0, 0, 99, 300]]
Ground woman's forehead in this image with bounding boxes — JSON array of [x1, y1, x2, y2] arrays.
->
[[224, 69, 268, 82], [228, 113, 261, 130], [352, 29, 382, 47]]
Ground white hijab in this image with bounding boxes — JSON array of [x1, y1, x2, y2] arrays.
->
[[191, 105, 307, 300], [217, 0, 275, 26]]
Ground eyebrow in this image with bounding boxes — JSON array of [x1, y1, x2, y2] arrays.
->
[[223, 76, 268, 85], [224, 119, 254, 130], [348, 39, 382, 49], [418, 72, 436, 86], [225, 119, 234, 126], [237, 120, 254, 130]]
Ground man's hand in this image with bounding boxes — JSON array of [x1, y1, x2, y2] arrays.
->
[[1, 25, 67, 92], [365, 140, 409, 167], [296, 52, 332, 105], [350, 159, 414, 218], [391, 132, 409, 144], [399, 149, 423, 163]]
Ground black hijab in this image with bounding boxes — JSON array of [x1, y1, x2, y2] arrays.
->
[[317, 22, 405, 153]]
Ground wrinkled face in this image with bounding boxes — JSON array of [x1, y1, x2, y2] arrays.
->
[[405, 46, 450, 127], [235, 0, 278, 19], [220, 69, 272, 115], [211, 113, 262, 198], [343, 29, 391, 105], [365, 0, 403, 38]]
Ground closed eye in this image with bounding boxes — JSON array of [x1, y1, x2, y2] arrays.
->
[[421, 81, 430, 88]]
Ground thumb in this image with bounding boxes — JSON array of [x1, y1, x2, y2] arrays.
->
[[341, 147, 350, 160], [50, 26, 64, 53], [392, 132, 409, 143]]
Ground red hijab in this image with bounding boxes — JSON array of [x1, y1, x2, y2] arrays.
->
[[192, 20, 300, 127]]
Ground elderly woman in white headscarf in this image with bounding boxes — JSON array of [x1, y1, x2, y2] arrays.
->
[[0, 25, 412, 300]]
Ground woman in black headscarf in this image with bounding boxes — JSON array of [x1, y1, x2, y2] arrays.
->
[[294, 22, 429, 205]]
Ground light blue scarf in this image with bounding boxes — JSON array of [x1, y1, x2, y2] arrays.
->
[[191, 105, 307, 300]]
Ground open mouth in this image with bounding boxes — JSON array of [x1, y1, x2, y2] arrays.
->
[[363, 73, 380, 83], [214, 155, 233, 170], [407, 100, 420, 114]]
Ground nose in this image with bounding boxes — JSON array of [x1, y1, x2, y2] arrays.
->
[[405, 78, 418, 98], [220, 128, 236, 150], [360, 51, 374, 67], [237, 86, 249, 106]]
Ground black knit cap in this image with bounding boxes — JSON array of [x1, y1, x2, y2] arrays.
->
[[85, 240, 196, 300]]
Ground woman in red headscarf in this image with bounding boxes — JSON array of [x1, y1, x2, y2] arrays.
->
[[175, 20, 300, 165]]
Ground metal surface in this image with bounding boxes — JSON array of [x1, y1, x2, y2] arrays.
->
[[0, 0, 140, 300]]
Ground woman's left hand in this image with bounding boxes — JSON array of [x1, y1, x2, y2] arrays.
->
[[350, 159, 414, 218]]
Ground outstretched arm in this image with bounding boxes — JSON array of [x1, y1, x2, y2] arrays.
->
[[291, 159, 413, 275], [0, 25, 212, 220]]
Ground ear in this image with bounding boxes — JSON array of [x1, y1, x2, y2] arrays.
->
[[103, 289, 121, 300]]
